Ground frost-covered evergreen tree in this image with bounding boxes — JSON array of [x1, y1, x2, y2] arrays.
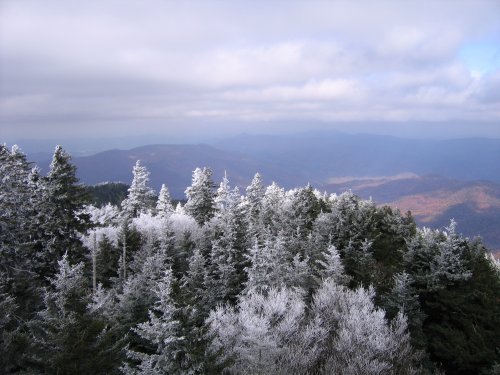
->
[[315, 244, 351, 285], [115, 240, 171, 328], [123, 269, 185, 375], [429, 220, 472, 288], [182, 249, 207, 306], [121, 160, 156, 218], [403, 223, 500, 374], [156, 184, 174, 218], [184, 167, 214, 225], [211, 173, 248, 298], [282, 185, 321, 235], [212, 173, 244, 247], [310, 279, 418, 374], [177, 249, 215, 373], [214, 171, 232, 211], [383, 272, 426, 349], [343, 239, 377, 286], [245, 233, 309, 292], [82, 227, 120, 290], [404, 221, 472, 291], [0, 145, 33, 249], [85, 202, 121, 226], [0, 272, 19, 373], [0, 146, 39, 291], [245, 173, 264, 222], [207, 286, 306, 374], [204, 238, 239, 308], [38, 145, 91, 272], [0, 147, 93, 371], [313, 191, 378, 254], [26, 254, 122, 374], [260, 182, 286, 234]]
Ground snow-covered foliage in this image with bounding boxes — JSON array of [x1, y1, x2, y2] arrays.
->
[[82, 225, 120, 249], [123, 269, 184, 375], [404, 221, 472, 290], [84, 203, 121, 226], [132, 212, 164, 240], [208, 279, 418, 375], [121, 160, 156, 218], [312, 279, 417, 375], [156, 184, 174, 218], [184, 167, 215, 225], [167, 211, 201, 239], [315, 244, 351, 285], [486, 252, 500, 276], [207, 286, 306, 374], [2, 149, 499, 374], [245, 235, 309, 292]]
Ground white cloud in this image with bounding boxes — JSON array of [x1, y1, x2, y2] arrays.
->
[[220, 79, 364, 102], [1, 0, 500, 140]]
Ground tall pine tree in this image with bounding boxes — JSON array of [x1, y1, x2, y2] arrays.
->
[[184, 167, 214, 225], [37, 146, 91, 276], [121, 160, 156, 218]]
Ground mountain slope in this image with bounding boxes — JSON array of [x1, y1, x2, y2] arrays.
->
[[66, 144, 304, 198], [326, 174, 500, 251]]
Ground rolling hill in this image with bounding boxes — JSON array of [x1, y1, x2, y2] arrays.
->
[[32, 144, 305, 198]]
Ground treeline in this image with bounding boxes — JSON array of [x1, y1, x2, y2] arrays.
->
[[1, 144, 499, 374], [86, 182, 130, 207]]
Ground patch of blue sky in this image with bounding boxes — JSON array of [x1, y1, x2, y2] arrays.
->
[[459, 40, 500, 76]]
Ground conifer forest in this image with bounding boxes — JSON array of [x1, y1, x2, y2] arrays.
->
[[1, 144, 499, 375]]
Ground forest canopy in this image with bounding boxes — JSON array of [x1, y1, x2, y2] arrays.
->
[[1, 144, 499, 375]]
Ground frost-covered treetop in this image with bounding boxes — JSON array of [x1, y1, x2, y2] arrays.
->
[[156, 184, 174, 217], [121, 160, 156, 218]]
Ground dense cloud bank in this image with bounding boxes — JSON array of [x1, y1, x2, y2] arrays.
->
[[1, 1, 500, 140]]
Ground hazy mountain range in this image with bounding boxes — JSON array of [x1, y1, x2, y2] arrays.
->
[[212, 132, 500, 183], [28, 132, 500, 251]]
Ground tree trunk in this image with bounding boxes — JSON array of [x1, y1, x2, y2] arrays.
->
[[92, 231, 97, 293]]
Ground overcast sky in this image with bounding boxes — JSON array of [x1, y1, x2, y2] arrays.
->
[[1, 0, 500, 146]]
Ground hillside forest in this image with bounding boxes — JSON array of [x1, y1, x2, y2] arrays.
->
[[1, 144, 499, 375]]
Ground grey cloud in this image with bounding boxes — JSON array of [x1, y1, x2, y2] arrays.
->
[[1, 0, 500, 141], [473, 72, 500, 104]]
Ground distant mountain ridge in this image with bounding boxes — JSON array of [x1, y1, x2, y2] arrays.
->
[[212, 132, 500, 183], [32, 143, 304, 198], [73, 144, 271, 197], [29, 132, 500, 189], [26, 132, 500, 250]]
